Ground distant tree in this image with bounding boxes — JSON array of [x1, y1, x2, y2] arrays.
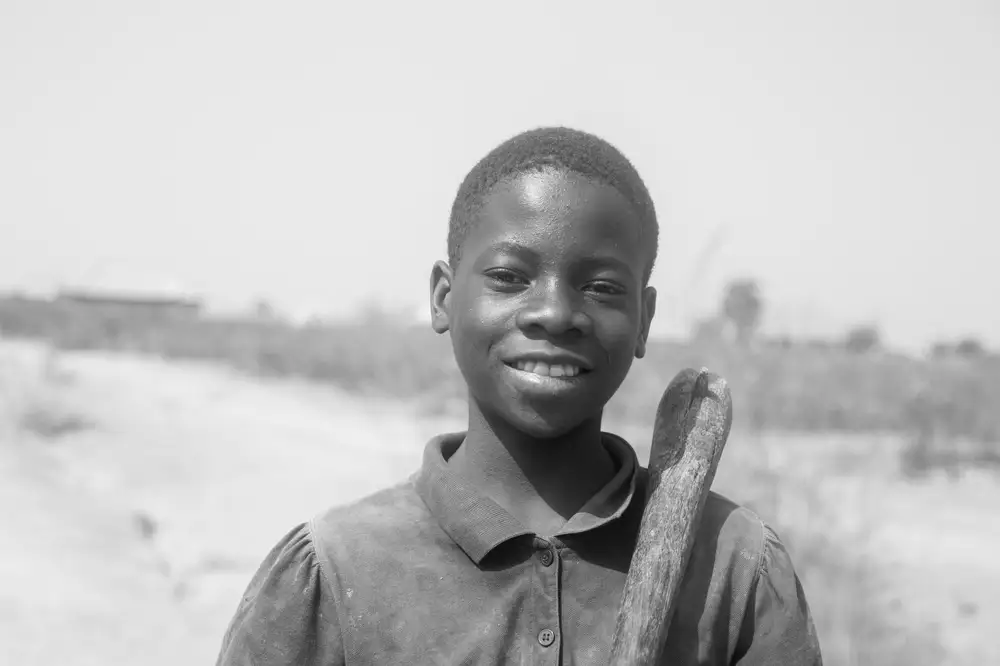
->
[[955, 338, 985, 358], [930, 341, 952, 358], [929, 338, 987, 360], [845, 325, 881, 354], [721, 279, 763, 344], [254, 299, 279, 322]]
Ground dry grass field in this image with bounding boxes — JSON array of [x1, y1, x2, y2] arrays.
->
[[1, 339, 997, 665]]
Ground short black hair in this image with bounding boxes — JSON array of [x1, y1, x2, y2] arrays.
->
[[447, 126, 659, 284]]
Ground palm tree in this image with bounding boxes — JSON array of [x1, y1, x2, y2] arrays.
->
[[722, 279, 762, 344]]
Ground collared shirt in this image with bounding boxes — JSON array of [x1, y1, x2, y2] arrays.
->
[[216, 432, 822, 665]]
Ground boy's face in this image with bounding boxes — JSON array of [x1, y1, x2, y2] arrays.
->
[[431, 168, 656, 439]]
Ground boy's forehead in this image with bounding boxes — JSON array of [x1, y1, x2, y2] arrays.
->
[[473, 170, 643, 247], [490, 169, 616, 210]]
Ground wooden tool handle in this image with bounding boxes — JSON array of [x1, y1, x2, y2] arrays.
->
[[609, 367, 733, 666]]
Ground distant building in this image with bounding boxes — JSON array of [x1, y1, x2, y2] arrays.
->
[[54, 288, 203, 321]]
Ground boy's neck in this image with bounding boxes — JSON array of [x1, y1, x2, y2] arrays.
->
[[447, 404, 618, 538]]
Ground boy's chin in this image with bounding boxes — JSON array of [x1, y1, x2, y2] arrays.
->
[[470, 390, 605, 440], [505, 407, 596, 440]]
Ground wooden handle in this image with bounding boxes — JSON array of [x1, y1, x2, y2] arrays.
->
[[609, 367, 733, 666]]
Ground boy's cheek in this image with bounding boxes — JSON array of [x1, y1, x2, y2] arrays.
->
[[457, 293, 501, 324]]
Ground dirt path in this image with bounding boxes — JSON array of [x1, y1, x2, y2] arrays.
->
[[0, 342, 462, 666], [867, 470, 1000, 664]]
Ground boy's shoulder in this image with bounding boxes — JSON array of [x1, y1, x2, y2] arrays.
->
[[303, 473, 460, 572], [635, 466, 770, 574], [690, 489, 782, 599], [701, 490, 770, 566], [309, 473, 430, 545]]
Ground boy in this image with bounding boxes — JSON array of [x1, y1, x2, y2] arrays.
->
[[216, 127, 822, 665]]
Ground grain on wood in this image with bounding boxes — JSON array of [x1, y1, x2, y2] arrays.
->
[[609, 367, 733, 666]]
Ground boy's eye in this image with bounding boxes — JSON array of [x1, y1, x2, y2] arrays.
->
[[484, 269, 528, 288], [586, 281, 626, 296]]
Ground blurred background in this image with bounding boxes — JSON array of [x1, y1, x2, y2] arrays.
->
[[2, 1, 998, 664]]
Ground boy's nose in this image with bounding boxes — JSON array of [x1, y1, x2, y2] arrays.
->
[[515, 283, 590, 336]]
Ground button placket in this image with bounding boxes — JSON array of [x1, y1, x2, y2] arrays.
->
[[531, 536, 561, 659]]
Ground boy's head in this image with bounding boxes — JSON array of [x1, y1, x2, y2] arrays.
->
[[431, 127, 659, 439], [448, 127, 659, 285]]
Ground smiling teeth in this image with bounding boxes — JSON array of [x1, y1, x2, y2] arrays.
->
[[514, 361, 581, 377]]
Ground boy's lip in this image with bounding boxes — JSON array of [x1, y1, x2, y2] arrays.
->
[[501, 363, 588, 395], [501, 351, 595, 371]]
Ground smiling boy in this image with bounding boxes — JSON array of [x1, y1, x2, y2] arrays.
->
[[216, 127, 822, 665]]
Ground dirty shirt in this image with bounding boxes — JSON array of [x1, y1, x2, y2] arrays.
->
[[215, 432, 822, 665]]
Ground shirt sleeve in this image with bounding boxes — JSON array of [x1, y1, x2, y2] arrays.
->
[[215, 523, 344, 666], [733, 524, 823, 666]]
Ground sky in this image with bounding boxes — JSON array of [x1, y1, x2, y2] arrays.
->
[[2, 0, 998, 353]]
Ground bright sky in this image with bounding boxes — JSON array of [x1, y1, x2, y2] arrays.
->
[[2, 0, 998, 353]]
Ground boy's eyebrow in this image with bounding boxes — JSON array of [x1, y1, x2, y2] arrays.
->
[[488, 241, 538, 258], [576, 255, 637, 280], [487, 242, 638, 280]]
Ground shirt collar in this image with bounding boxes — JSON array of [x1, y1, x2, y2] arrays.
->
[[414, 431, 640, 564]]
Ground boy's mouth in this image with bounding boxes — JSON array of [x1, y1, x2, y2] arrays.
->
[[506, 360, 590, 378]]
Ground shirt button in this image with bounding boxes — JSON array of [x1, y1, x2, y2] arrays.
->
[[538, 628, 556, 647], [539, 549, 554, 566]]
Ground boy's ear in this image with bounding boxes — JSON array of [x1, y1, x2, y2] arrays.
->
[[429, 260, 454, 334], [635, 285, 657, 359]]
